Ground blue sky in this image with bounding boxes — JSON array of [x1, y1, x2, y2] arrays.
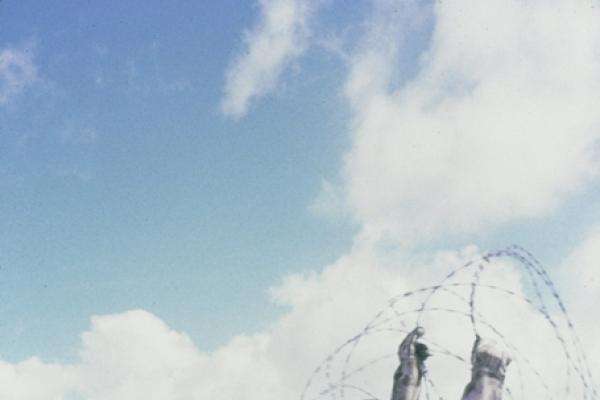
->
[[2, 2, 600, 398], [0, 0, 360, 361]]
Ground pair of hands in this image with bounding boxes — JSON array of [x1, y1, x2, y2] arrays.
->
[[395, 328, 511, 400], [399, 327, 510, 377]]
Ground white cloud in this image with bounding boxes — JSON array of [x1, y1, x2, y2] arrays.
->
[[558, 228, 600, 363], [0, 358, 74, 400], [0, 246, 447, 399], [559, 228, 600, 296], [0, 46, 37, 104], [5, 1, 600, 399], [339, 0, 600, 244], [2, 243, 597, 399], [308, 179, 348, 219], [0, 244, 406, 399], [221, 0, 317, 118], [74, 310, 206, 399]]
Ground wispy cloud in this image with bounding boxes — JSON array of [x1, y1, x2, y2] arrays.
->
[[0, 45, 37, 105], [221, 0, 318, 118], [308, 178, 348, 220]]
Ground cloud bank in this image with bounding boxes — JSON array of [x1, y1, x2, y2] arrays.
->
[[2, 242, 599, 399], [343, 0, 600, 243]]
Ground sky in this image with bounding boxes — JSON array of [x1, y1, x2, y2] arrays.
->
[[1, 0, 600, 399]]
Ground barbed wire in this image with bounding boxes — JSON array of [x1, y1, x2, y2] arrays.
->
[[300, 246, 597, 400]]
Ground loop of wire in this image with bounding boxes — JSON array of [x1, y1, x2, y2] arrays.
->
[[300, 246, 598, 400]]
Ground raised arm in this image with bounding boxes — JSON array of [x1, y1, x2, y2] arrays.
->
[[391, 327, 429, 400], [461, 335, 511, 400]]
